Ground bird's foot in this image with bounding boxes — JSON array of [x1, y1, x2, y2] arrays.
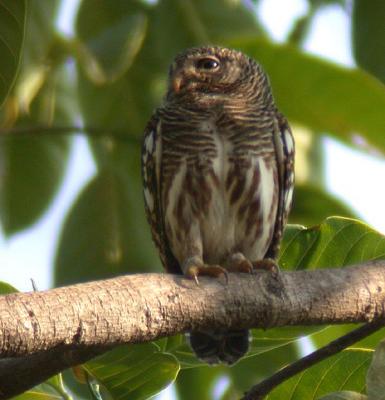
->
[[186, 265, 228, 285], [252, 258, 280, 277], [183, 257, 228, 285], [227, 252, 253, 274]]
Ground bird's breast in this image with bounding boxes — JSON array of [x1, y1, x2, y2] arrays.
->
[[162, 120, 278, 266]]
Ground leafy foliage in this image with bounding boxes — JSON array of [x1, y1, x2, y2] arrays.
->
[[0, 281, 18, 294], [353, 0, 385, 84], [0, 133, 70, 235], [267, 349, 371, 399], [280, 217, 385, 270], [12, 385, 64, 400], [236, 38, 385, 151], [54, 166, 159, 286], [0, 1, 71, 235], [83, 343, 180, 400], [1, 0, 385, 399], [0, 1, 26, 107], [12, 375, 71, 400], [366, 340, 385, 400], [319, 392, 367, 400]]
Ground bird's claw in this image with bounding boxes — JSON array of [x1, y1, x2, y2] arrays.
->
[[228, 259, 253, 274], [227, 252, 253, 274], [186, 264, 228, 285], [252, 258, 280, 277]]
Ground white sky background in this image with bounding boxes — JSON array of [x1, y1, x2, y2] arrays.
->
[[0, 0, 384, 398]]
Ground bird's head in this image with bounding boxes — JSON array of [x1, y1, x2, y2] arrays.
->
[[166, 46, 273, 107]]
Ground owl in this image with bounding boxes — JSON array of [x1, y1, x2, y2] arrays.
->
[[141, 46, 294, 365]]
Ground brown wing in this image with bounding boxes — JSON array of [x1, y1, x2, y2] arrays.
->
[[141, 113, 180, 274], [265, 113, 295, 260]]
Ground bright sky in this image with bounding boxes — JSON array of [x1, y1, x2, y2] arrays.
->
[[1, 0, 384, 399]]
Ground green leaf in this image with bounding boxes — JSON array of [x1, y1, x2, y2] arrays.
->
[[0, 134, 69, 235], [171, 341, 204, 369], [266, 349, 372, 399], [311, 324, 385, 356], [75, 1, 148, 83], [75, 0, 151, 134], [0, 1, 26, 107], [279, 217, 385, 270], [45, 374, 72, 400], [249, 326, 321, 356], [233, 38, 385, 153], [366, 340, 385, 400], [0, 281, 18, 294], [290, 184, 356, 226], [230, 341, 300, 393], [0, 0, 71, 235], [22, 0, 60, 65], [0, 0, 61, 118], [319, 391, 367, 400], [144, 0, 262, 60], [246, 217, 385, 361], [175, 367, 226, 400], [353, 0, 385, 83], [62, 368, 93, 400], [12, 383, 65, 400], [54, 165, 159, 286], [83, 343, 180, 400]]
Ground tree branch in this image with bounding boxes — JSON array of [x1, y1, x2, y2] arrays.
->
[[242, 318, 385, 399], [1, 261, 385, 398], [0, 125, 141, 143]]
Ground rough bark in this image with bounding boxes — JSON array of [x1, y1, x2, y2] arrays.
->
[[1, 261, 385, 398]]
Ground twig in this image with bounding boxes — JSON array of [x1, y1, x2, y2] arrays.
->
[[0, 125, 140, 144], [242, 318, 385, 400]]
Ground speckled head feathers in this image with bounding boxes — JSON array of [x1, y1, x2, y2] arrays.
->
[[166, 46, 273, 107], [172, 46, 252, 67]]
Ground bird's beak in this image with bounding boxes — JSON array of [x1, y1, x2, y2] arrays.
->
[[172, 74, 184, 93]]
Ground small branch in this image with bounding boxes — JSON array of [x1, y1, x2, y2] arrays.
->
[[0, 261, 385, 398], [242, 318, 385, 400], [0, 346, 108, 399], [0, 125, 141, 143]]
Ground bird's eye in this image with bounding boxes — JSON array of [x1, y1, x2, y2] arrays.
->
[[196, 58, 220, 70]]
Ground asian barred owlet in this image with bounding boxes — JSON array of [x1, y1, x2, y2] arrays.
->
[[141, 46, 294, 365]]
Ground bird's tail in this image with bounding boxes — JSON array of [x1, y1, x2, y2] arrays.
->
[[188, 329, 249, 365]]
